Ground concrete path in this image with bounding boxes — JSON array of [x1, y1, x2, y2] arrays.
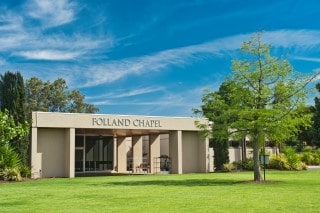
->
[[307, 165, 320, 170]]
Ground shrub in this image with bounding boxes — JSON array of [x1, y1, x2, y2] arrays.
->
[[236, 158, 254, 171], [301, 152, 315, 165], [283, 147, 301, 170], [300, 147, 320, 165], [297, 161, 308, 171], [269, 154, 290, 170], [222, 163, 236, 172], [0, 144, 22, 181], [269, 148, 307, 171], [1, 168, 21, 181], [19, 164, 31, 178], [302, 146, 313, 153], [0, 144, 21, 170]]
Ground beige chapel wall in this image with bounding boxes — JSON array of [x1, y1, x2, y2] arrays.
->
[[181, 131, 200, 173], [32, 112, 208, 131], [169, 131, 182, 174], [160, 134, 169, 156], [38, 128, 66, 178]]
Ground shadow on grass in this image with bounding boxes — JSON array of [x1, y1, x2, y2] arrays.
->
[[89, 179, 242, 187]]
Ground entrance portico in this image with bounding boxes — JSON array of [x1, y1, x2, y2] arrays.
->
[[31, 112, 209, 178]]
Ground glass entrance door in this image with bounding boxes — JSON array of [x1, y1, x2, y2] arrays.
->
[[85, 136, 114, 171], [75, 135, 114, 174], [75, 148, 84, 172]]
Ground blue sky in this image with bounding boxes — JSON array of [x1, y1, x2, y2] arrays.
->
[[1, 0, 320, 116]]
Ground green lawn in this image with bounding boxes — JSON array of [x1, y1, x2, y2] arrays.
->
[[1, 170, 320, 212]]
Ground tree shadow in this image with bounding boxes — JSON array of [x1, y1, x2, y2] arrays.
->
[[89, 178, 241, 187]]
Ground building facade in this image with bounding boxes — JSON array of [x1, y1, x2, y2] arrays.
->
[[31, 112, 210, 178]]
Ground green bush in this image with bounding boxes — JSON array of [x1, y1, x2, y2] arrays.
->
[[0, 144, 22, 181], [301, 152, 315, 165], [268, 149, 307, 171], [19, 164, 31, 178], [269, 154, 290, 170], [300, 146, 320, 165], [0, 144, 21, 169], [222, 163, 236, 172], [283, 147, 301, 170], [1, 168, 21, 181], [302, 146, 313, 153], [236, 158, 254, 171]]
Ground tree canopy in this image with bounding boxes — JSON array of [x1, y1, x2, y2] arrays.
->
[[25, 77, 99, 114], [196, 33, 317, 181], [0, 71, 26, 123]]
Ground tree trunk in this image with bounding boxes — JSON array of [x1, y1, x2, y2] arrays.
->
[[253, 139, 262, 181]]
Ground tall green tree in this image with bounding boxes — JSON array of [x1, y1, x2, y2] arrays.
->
[[0, 110, 29, 147], [299, 83, 320, 147], [195, 81, 252, 170], [231, 34, 315, 181], [198, 33, 315, 181], [310, 83, 320, 146], [67, 90, 99, 113], [0, 71, 29, 163], [25, 77, 99, 114], [0, 71, 26, 123], [0, 110, 29, 181], [25, 77, 50, 112]]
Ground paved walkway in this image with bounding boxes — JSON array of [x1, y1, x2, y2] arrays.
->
[[307, 165, 320, 170]]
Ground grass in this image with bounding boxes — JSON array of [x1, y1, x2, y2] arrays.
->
[[1, 170, 320, 212]]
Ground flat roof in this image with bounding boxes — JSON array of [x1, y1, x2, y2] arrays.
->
[[32, 112, 208, 135]]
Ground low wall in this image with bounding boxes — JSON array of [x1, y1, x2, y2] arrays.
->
[[228, 147, 278, 163]]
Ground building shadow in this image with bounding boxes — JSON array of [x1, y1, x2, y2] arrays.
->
[[89, 178, 241, 187]]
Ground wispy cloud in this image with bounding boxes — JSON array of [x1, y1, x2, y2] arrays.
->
[[0, 11, 24, 32], [80, 29, 320, 88], [91, 84, 216, 116], [0, 1, 114, 61], [87, 86, 165, 100], [16, 50, 82, 60], [263, 30, 320, 48], [26, 0, 77, 28], [292, 56, 320, 63]]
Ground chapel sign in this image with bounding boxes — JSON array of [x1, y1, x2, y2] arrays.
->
[[92, 117, 162, 128]]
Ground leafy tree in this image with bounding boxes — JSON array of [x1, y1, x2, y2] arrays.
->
[[67, 89, 99, 113], [310, 83, 320, 146], [0, 71, 29, 163], [25, 77, 50, 112], [25, 77, 99, 114], [0, 110, 29, 181], [197, 33, 315, 181], [195, 81, 252, 170], [0, 110, 29, 147], [48, 78, 68, 112], [0, 71, 26, 123]]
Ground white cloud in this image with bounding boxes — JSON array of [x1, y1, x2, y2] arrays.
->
[[263, 30, 320, 48], [11, 33, 112, 60], [80, 29, 320, 88], [87, 86, 165, 100], [0, 11, 24, 32], [0, 58, 6, 65], [292, 56, 320, 63], [16, 50, 82, 60], [26, 0, 77, 28], [0, 3, 113, 61]]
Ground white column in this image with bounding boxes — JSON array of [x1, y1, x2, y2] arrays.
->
[[149, 134, 160, 174], [113, 137, 117, 171], [64, 128, 75, 178], [198, 136, 209, 173], [169, 130, 182, 174], [31, 127, 42, 179], [117, 137, 127, 173], [132, 136, 143, 173]]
